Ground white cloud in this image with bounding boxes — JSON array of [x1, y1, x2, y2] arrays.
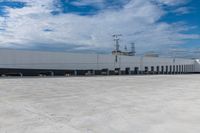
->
[[155, 0, 190, 6], [0, 0, 199, 53], [70, 0, 104, 7], [173, 7, 192, 14]]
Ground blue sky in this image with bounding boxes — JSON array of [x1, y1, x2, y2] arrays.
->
[[0, 0, 199, 56]]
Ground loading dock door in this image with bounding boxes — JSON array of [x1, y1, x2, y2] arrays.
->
[[144, 67, 148, 74], [161, 66, 164, 74], [125, 68, 130, 75], [134, 67, 139, 74], [156, 66, 159, 74]]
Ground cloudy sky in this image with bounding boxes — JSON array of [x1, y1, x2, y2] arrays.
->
[[0, 0, 199, 55]]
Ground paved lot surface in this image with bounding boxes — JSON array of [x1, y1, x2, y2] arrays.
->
[[0, 75, 200, 133]]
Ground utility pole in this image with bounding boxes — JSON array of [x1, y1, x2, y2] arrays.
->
[[112, 34, 122, 64], [112, 34, 122, 52], [131, 42, 136, 56]]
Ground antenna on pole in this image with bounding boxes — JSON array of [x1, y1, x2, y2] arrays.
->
[[112, 34, 122, 63], [112, 34, 122, 52], [124, 45, 128, 51], [130, 42, 136, 56]]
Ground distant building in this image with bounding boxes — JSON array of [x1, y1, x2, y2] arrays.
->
[[0, 48, 199, 76], [144, 51, 159, 57]]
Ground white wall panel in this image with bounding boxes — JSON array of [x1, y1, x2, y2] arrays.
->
[[0, 49, 197, 72]]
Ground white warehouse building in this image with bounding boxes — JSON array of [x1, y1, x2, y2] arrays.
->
[[0, 49, 199, 76]]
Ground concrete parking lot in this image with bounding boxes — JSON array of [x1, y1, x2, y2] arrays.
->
[[1, 75, 200, 133]]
